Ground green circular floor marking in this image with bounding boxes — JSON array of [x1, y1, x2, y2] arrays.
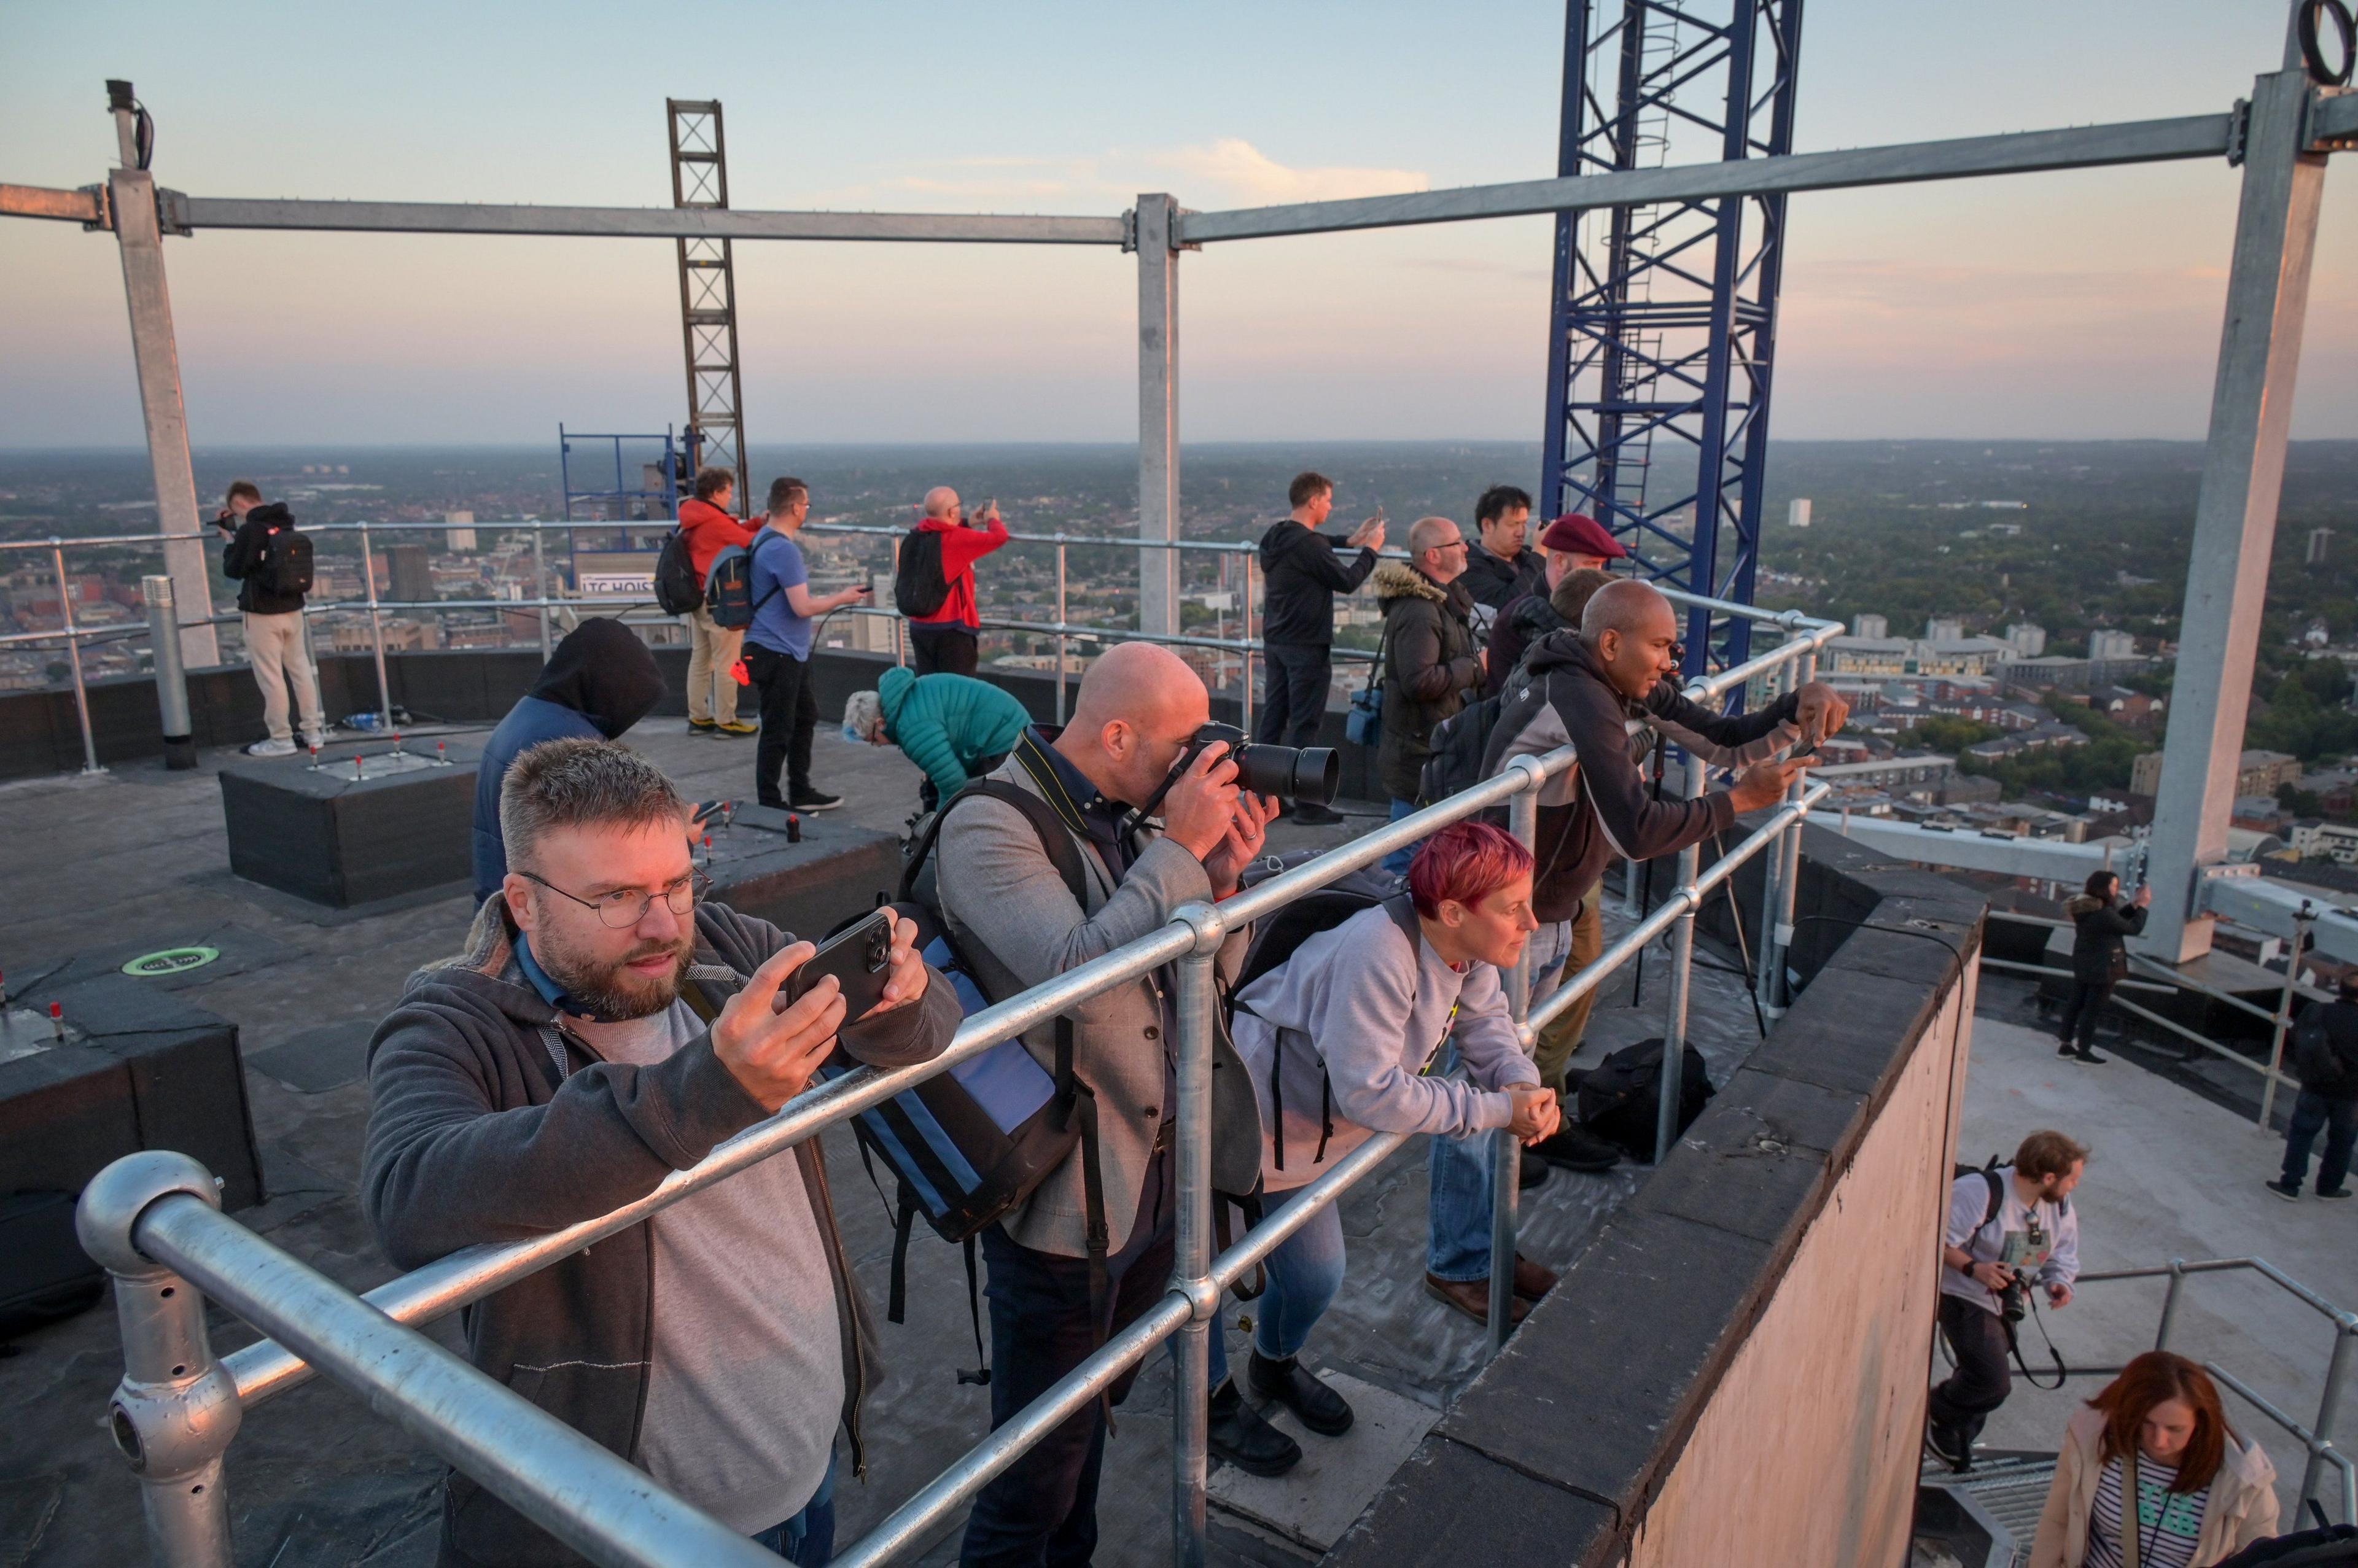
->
[[122, 945, 220, 977]]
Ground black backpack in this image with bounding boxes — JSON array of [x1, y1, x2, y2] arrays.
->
[[1576, 1038, 1713, 1161], [1953, 1155, 2008, 1234], [893, 527, 952, 618], [262, 524, 313, 599], [653, 527, 702, 615], [1418, 689, 1510, 809]]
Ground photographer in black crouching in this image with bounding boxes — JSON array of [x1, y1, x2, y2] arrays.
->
[[1928, 1130, 2086, 1473]]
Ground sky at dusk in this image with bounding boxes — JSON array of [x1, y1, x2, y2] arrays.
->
[[2, 0, 2352, 448]]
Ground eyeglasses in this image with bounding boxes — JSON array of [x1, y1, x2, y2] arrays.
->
[[521, 869, 711, 929]]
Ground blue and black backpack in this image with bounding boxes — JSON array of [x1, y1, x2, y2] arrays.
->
[[818, 770, 1108, 1385], [704, 531, 788, 631]]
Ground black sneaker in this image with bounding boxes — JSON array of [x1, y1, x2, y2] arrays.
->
[[1288, 802, 1346, 827], [2321, 1188, 2353, 1200], [2056, 1040, 2076, 1058], [2069, 1047, 2109, 1065], [1533, 1125, 1623, 1173], [788, 789, 842, 812], [1247, 1353, 1353, 1437], [2265, 1178, 2302, 1202], [1517, 1155, 1551, 1192], [1208, 1380, 1301, 1476], [1924, 1421, 1971, 1473]]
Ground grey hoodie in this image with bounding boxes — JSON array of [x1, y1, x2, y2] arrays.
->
[[1229, 902, 1536, 1192], [362, 896, 959, 1566]]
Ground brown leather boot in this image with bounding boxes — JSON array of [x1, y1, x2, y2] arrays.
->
[[1511, 1254, 1558, 1303], [1423, 1273, 1530, 1326]]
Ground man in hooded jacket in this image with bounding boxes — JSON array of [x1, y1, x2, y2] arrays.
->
[[472, 618, 666, 902]]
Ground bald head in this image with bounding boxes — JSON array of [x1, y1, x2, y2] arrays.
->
[[1407, 516, 1461, 556], [1581, 578, 1669, 640], [1068, 642, 1199, 735], [1057, 642, 1211, 807], [923, 486, 959, 519], [1581, 578, 1682, 699]]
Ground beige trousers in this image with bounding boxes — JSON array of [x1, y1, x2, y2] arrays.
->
[[244, 610, 322, 742], [685, 606, 745, 724]]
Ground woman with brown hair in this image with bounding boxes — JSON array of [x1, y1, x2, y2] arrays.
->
[[2029, 1351, 2279, 1567]]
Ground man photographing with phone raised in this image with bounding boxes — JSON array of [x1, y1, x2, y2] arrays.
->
[[364, 737, 959, 1564]]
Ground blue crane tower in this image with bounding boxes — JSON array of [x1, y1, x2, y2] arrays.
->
[[1540, 0, 1805, 685]]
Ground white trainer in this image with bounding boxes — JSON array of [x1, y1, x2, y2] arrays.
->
[[245, 737, 298, 758]]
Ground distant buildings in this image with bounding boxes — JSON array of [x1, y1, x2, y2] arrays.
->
[[2005, 622, 2047, 658], [446, 511, 477, 551], [1925, 616, 1964, 643], [1852, 613, 1888, 640], [2002, 653, 2151, 691], [2088, 629, 2137, 660], [2309, 527, 2333, 567], [2291, 820, 2358, 864], [2128, 747, 2302, 798], [1787, 498, 1811, 529]]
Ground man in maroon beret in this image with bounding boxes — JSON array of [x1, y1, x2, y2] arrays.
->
[[1483, 514, 1628, 697]]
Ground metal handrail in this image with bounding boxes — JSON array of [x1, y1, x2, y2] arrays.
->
[[7, 513, 1836, 771], [80, 611, 1837, 1568], [2074, 1257, 2358, 1521]]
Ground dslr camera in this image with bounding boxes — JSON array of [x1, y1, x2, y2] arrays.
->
[[1177, 722, 1338, 808], [1132, 723, 1340, 826]]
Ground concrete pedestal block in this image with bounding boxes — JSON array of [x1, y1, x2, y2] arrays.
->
[[699, 811, 904, 941], [0, 974, 262, 1211], [220, 742, 479, 908]]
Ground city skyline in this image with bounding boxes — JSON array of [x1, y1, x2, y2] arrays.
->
[[4, 2, 2354, 448]]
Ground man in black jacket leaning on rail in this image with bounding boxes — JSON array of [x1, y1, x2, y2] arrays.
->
[[1256, 470, 1385, 824], [1481, 580, 1843, 1099], [363, 737, 959, 1566]]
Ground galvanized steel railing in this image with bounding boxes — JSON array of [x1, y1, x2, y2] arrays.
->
[[74, 598, 1837, 1568]]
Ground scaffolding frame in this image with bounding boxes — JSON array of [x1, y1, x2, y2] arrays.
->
[[666, 99, 749, 502]]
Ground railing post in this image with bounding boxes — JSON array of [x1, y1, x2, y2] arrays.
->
[[1135, 193, 1181, 642], [1657, 752, 1705, 1163], [77, 1152, 241, 1568], [1240, 549, 1256, 736], [356, 520, 393, 728], [2259, 911, 2309, 1129], [1490, 778, 1540, 1354], [1759, 645, 1815, 1012], [1055, 540, 1069, 726], [2157, 1257, 2187, 1351], [142, 574, 196, 769], [1170, 902, 1224, 1568], [2306, 1316, 2356, 1517], [51, 540, 104, 775], [890, 535, 906, 669], [531, 526, 553, 659]]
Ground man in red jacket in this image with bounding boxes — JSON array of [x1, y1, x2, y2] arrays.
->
[[677, 467, 760, 735], [905, 487, 1008, 676]]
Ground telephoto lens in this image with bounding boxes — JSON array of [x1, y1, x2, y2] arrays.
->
[[1186, 723, 1339, 807]]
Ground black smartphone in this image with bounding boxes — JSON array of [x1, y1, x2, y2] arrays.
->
[[782, 908, 896, 1019]]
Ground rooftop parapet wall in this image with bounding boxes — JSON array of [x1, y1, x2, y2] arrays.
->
[[1325, 827, 1983, 1566]]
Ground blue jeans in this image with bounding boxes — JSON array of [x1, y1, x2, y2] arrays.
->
[[1384, 797, 1421, 877], [2283, 1089, 2358, 1194], [752, 1454, 836, 1564], [1207, 1185, 1348, 1387], [1425, 1039, 1503, 1282]]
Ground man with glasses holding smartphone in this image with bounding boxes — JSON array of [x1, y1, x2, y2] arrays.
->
[[366, 737, 959, 1565]]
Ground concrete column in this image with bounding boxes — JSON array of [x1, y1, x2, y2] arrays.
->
[[2142, 68, 2329, 961], [1135, 194, 1181, 641], [106, 119, 220, 669]]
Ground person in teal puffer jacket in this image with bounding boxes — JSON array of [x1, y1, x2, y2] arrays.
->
[[842, 666, 1033, 810]]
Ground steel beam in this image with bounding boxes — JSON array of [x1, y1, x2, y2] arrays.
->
[[161, 194, 1126, 244], [1135, 195, 1181, 640], [2143, 69, 2330, 961], [1, 182, 103, 222], [1828, 815, 2114, 883], [107, 165, 220, 667], [1179, 112, 2233, 243]]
